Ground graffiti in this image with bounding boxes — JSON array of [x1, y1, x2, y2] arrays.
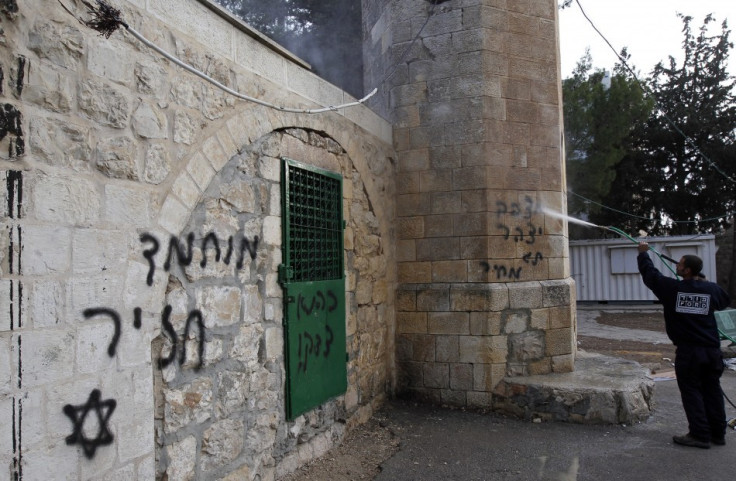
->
[[83, 308, 121, 357], [158, 306, 205, 370], [63, 389, 116, 459], [6, 169, 22, 219], [296, 290, 338, 321], [81, 305, 205, 370], [523, 252, 544, 266], [139, 232, 259, 286], [489, 197, 544, 280], [0, 103, 24, 157], [297, 325, 334, 373], [12, 396, 22, 481]]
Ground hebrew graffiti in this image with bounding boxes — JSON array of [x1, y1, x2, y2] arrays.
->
[[139, 232, 259, 286], [63, 389, 116, 459], [296, 325, 334, 374], [83, 308, 121, 357], [296, 290, 338, 321], [81, 305, 206, 370], [488, 196, 544, 280]]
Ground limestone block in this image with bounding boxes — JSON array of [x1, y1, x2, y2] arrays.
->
[[105, 184, 155, 226], [151, 0, 233, 57], [20, 224, 72, 275], [19, 329, 75, 388], [451, 283, 509, 311], [541, 278, 573, 307], [137, 455, 156, 481], [0, 338, 10, 395], [173, 110, 206, 146], [507, 281, 543, 309], [469, 311, 503, 336], [22, 440, 81, 481], [87, 41, 132, 85], [170, 76, 204, 110], [25, 62, 74, 113], [159, 195, 191, 234], [163, 378, 213, 433], [28, 21, 83, 68], [545, 328, 574, 357], [450, 363, 473, 390], [264, 326, 283, 360], [135, 60, 169, 99], [398, 261, 431, 283], [165, 435, 197, 481], [96, 136, 140, 180], [144, 143, 172, 185], [216, 370, 250, 417], [79, 79, 130, 129], [501, 308, 530, 333], [132, 101, 169, 139], [422, 363, 449, 389], [230, 324, 261, 365], [117, 417, 154, 462], [262, 216, 281, 245], [196, 285, 242, 327], [76, 319, 118, 374], [507, 330, 545, 363], [203, 86, 236, 121], [29, 117, 91, 171], [220, 180, 256, 213], [32, 172, 100, 226], [458, 335, 507, 364], [27, 279, 67, 328], [428, 312, 469, 335], [70, 271, 124, 313]]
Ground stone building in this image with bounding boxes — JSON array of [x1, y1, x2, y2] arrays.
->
[[0, 0, 572, 479]]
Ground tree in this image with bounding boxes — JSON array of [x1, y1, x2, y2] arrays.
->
[[213, 0, 363, 97], [562, 50, 653, 238], [601, 14, 736, 236]]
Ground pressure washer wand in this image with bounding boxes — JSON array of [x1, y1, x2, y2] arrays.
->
[[600, 225, 679, 277]]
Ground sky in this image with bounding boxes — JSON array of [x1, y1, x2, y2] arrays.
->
[[558, 0, 736, 78]]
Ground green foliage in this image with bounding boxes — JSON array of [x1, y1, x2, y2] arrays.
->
[[562, 50, 653, 238], [600, 14, 736, 236]]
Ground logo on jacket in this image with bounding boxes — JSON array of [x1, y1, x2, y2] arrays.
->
[[676, 293, 710, 315]]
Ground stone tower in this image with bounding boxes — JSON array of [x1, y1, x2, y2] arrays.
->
[[363, 0, 575, 407]]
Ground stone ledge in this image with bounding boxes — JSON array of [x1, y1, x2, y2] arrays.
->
[[493, 351, 654, 424]]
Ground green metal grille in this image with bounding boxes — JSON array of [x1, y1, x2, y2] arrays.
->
[[283, 159, 343, 282], [280, 157, 347, 420]]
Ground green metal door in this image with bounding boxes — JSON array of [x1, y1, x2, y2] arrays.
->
[[280, 157, 347, 420]]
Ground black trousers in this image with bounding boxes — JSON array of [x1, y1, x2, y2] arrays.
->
[[674, 344, 726, 441]]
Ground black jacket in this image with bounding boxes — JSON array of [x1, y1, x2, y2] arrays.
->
[[637, 252, 730, 347]]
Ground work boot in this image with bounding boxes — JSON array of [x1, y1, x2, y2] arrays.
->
[[672, 433, 710, 449], [711, 436, 726, 446]]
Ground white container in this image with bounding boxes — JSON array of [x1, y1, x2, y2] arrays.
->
[[569, 235, 717, 302]]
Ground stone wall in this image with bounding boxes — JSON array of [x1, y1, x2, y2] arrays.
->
[[0, 1, 395, 480], [363, 0, 574, 408]]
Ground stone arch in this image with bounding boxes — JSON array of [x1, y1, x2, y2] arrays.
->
[[150, 104, 396, 479]]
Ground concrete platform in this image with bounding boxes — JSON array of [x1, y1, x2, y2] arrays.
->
[[493, 351, 654, 424]]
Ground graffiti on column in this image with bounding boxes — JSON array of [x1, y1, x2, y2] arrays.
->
[[484, 196, 544, 280]]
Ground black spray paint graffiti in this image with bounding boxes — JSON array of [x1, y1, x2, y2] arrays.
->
[[139, 232, 259, 286], [297, 326, 334, 374], [83, 305, 205, 370], [63, 389, 116, 459], [296, 290, 338, 321], [0, 103, 24, 158], [484, 197, 544, 279]]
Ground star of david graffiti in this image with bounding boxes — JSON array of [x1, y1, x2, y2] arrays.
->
[[63, 389, 117, 459]]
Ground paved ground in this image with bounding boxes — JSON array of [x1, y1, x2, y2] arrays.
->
[[283, 304, 736, 481]]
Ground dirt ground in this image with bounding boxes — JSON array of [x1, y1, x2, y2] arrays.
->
[[276, 309, 729, 481]]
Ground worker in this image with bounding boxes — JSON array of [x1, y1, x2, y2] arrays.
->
[[637, 242, 730, 448]]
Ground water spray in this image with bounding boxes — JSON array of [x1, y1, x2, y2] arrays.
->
[[543, 209, 679, 277]]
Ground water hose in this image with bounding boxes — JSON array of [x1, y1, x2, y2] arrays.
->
[[603, 226, 680, 278]]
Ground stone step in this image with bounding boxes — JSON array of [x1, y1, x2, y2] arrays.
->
[[493, 351, 654, 424]]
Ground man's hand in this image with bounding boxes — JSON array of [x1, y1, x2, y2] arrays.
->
[[638, 242, 649, 253]]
